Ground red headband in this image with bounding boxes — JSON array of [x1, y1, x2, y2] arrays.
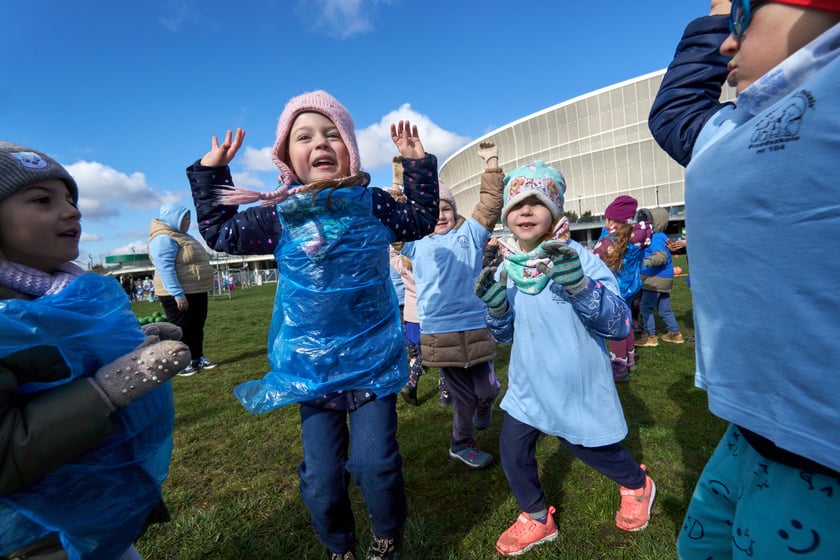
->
[[772, 0, 840, 13]]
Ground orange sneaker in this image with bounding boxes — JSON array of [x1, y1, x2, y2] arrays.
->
[[615, 465, 656, 532], [496, 506, 558, 556]]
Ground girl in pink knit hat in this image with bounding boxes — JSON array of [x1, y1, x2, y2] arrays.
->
[[186, 90, 440, 560]]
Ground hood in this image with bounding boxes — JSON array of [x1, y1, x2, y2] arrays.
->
[[651, 207, 669, 233], [158, 203, 189, 231]]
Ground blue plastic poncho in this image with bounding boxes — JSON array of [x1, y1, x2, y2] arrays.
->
[[0, 274, 174, 560], [234, 187, 406, 413]]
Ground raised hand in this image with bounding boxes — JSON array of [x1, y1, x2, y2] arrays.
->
[[535, 241, 587, 294], [390, 120, 426, 159], [474, 266, 509, 317], [200, 128, 245, 167], [477, 141, 499, 169]]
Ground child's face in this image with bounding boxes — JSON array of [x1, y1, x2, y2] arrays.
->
[[721, 3, 840, 93], [435, 200, 456, 235], [0, 180, 81, 273], [287, 112, 351, 184], [506, 196, 553, 252]]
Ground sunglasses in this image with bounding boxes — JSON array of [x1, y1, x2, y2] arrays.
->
[[729, 0, 765, 38]]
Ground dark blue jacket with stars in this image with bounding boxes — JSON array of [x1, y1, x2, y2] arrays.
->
[[186, 155, 439, 411]]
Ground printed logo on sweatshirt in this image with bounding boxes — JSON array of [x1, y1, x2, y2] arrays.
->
[[748, 90, 815, 153]]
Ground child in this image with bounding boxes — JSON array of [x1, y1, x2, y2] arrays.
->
[[0, 142, 190, 560], [387, 158, 451, 408], [649, 1, 840, 557], [635, 207, 684, 347], [474, 161, 655, 557], [148, 203, 217, 376], [185, 91, 439, 560], [592, 195, 651, 382], [400, 142, 503, 470]]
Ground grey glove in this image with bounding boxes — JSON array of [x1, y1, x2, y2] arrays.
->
[[88, 340, 191, 410], [141, 321, 183, 341]]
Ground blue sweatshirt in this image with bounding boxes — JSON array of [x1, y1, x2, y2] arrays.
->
[[650, 16, 840, 472]]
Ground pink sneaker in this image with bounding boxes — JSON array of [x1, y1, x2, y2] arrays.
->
[[615, 465, 656, 531], [496, 506, 558, 556]]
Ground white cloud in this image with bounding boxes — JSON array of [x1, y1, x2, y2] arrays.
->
[[66, 161, 166, 220], [159, 2, 199, 33], [235, 102, 470, 188], [299, 0, 392, 39], [232, 171, 270, 189], [357, 103, 471, 171], [109, 240, 151, 256], [241, 145, 275, 171]]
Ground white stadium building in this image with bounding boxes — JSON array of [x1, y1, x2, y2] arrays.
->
[[439, 70, 735, 246]]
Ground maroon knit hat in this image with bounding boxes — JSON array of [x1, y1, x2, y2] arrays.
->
[[604, 195, 638, 222], [272, 90, 360, 186]]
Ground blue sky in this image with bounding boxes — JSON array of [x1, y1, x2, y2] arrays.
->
[[3, 0, 708, 264]]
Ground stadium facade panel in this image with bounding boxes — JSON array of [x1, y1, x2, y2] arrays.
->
[[439, 70, 735, 241]]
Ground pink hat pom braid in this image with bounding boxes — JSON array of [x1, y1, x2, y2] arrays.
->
[[216, 184, 291, 207]]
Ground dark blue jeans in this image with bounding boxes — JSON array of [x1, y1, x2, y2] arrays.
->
[[298, 394, 406, 553], [500, 413, 645, 514]]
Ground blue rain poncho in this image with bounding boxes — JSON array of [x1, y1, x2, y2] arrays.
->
[[0, 274, 174, 560], [234, 187, 406, 413]]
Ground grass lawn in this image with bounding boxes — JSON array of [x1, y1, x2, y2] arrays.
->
[[134, 255, 725, 559]]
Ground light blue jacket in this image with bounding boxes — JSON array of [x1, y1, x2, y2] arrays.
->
[[148, 203, 189, 300], [402, 217, 490, 334], [486, 240, 631, 446], [653, 16, 840, 472]]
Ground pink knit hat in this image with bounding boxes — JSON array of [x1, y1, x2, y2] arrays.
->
[[272, 90, 360, 186], [438, 180, 457, 215]]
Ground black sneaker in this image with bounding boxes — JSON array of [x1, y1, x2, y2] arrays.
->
[[399, 383, 418, 406], [366, 534, 401, 560], [177, 360, 199, 377], [328, 550, 356, 560]]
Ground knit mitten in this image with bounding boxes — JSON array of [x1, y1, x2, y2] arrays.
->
[[535, 241, 587, 295], [141, 321, 183, 341], [88, 340, 190, 410], [474, 266, 509, 317], [392, 155, 404, 187], [477, 142, 498, 167]]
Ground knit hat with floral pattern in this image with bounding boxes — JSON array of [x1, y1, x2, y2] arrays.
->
[[501, 160, 566, 226]]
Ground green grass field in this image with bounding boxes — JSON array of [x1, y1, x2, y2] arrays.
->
[[133, 255, 725, 559]]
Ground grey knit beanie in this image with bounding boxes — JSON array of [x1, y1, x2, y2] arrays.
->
[[0, 142, 78, 203]]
